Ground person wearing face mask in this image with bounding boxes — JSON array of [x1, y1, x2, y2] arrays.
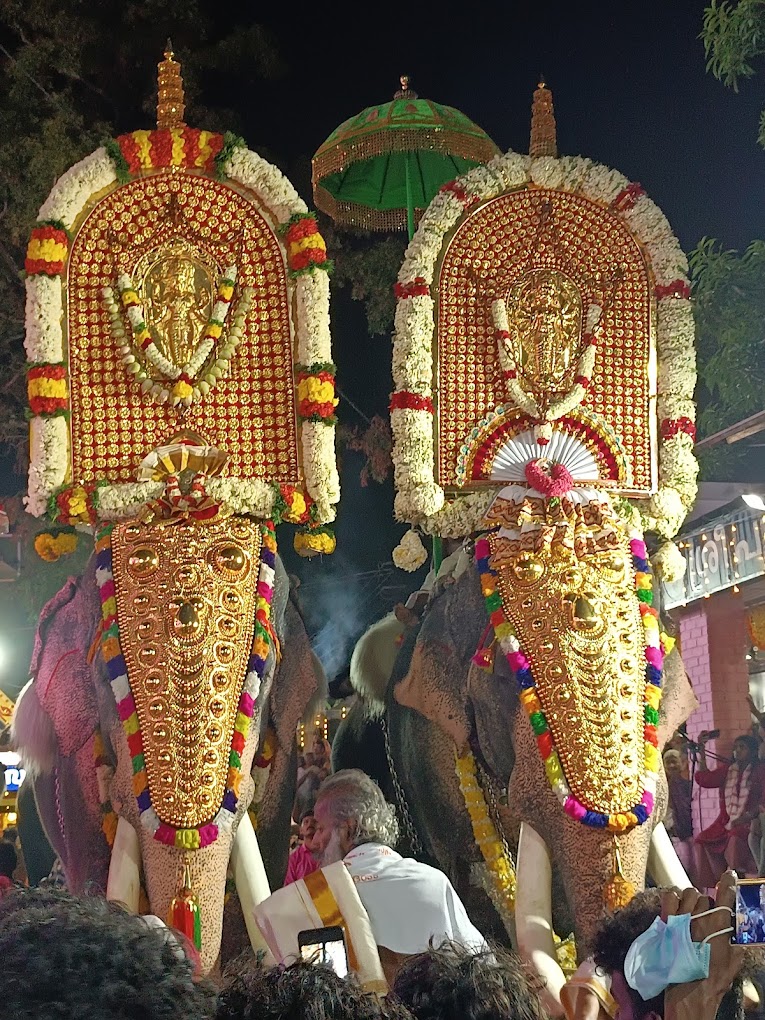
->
[[694, 732, 763, 888], [590, 873, 749, 1020]]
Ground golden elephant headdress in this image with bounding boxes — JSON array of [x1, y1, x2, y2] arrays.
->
[[24, 47, 339, 534], [390, 83, 696, 544]]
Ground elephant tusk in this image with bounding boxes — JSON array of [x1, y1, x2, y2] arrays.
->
[[106, 816, 141, 914], [231, 811, 273, 958], [515, 821, 566, 1018], [648, 822, 690, 889]]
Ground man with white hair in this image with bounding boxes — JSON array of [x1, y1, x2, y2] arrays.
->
[[313, 769, 486, 972]]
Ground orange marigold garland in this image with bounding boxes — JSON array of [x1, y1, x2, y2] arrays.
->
[[33, 530, 79, 562]]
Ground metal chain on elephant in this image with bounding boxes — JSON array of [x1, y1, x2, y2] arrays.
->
[[475, 759, 515, 868], [381, 714, 423, 858]]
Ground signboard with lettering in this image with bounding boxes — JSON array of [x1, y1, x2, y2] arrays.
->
[[0, 751, 25, 793], [662, 507, 765, 609]]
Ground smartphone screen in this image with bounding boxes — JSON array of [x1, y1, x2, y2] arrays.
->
[[298, 926, 349, 977], [733, 879, 765, 944]]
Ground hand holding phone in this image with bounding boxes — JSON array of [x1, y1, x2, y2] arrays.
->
[[298, 926, 349, 978], [733, 877, 765, 945]]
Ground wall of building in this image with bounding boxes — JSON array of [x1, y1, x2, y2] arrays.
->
[[678, 589, 752, 832]]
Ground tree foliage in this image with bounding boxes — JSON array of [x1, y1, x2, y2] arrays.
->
[[0, 0, 283, 478], [321, 221, 406, 337], [702, 0, 765, 145], [690, 237, 765, 478]]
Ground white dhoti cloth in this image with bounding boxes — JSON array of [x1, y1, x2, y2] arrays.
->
[[253, 861, 387, 993], [344, 843, 487, 955]]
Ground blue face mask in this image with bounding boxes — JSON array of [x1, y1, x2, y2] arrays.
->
[[623, 914, 714, 1001]]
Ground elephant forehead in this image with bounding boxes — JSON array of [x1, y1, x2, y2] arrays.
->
[[490, 535, 647, 817], [111, 517, 263, 830]]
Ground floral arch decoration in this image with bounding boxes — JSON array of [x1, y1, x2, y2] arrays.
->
[[25, 115, 339, 530], [390, 152, 697, 542]]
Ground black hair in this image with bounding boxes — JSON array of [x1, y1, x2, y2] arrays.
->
[[735, 734, 760, 760], [0, 889, 216, 1019], [591, 888, 665, 1020], [392, 941, 547, 1020], [0, 839, 17, 878], [216, 959, 412, 1020]]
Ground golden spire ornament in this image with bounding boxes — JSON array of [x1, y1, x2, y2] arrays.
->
[[529, 78, 557, 158], [157, 40, 186, 129]]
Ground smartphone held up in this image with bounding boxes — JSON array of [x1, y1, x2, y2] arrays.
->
[[734, 878, 765, 945], [298, 926, 349, 978]]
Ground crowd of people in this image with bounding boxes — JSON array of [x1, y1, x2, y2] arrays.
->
[[1, 764, 764, 1019], [664, 710, 765, 890]]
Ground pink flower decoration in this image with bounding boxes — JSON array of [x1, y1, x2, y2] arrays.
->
[[508, 651, 529, 672], [524, 458, 574, 498], [645, 646, 663, 668], [564, 797, 587, 821]]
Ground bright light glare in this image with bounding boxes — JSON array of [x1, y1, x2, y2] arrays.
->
[[743, 494, 765, 512]]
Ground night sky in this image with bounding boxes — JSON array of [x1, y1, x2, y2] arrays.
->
[[2, 0, 764, 686], [249, 0, 765, 254]]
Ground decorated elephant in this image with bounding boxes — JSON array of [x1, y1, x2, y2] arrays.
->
[[333, 83, 700, 1010], [12, 49, 340, 973], [13, 538, 323, 971]]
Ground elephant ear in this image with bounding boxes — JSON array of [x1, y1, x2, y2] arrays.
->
[[657, 648, 699, 749], [393, 567, 485, 750], [12, 558, 111, 893], [268, 597, 325, 752]]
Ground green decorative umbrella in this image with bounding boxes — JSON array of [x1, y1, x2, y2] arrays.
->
[[312, 77, 500, 239]]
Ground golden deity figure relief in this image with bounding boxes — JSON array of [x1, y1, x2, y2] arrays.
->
[[142, 251, 214, 369], [503, 268, 583, 397]]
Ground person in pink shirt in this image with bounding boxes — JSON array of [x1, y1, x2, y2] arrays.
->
[[283, 812, 320, 886]]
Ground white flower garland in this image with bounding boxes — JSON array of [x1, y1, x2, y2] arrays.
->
[[390, 151, 697, 541], [26, 140, 339, 524], [392, 529, 428, 572]]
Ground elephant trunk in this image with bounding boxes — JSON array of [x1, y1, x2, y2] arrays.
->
[[129, 813, 271, 973]]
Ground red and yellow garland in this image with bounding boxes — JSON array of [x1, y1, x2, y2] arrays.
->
[[25, 223, 68, 276], [296, 362, 338, 423], [27, 364, 68, 416], [280, 215, 332, 276], [108, 128, 225, 177]]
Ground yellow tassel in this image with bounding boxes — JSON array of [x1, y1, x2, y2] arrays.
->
[[603, 837, 636, 911]]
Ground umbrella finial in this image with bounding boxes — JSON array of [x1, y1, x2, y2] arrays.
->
[[157, 40, 186, 129], [529, 77, 557, 158], [394, 74, 418, 100]]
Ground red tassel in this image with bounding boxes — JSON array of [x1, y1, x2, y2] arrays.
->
[[472, 623, 496, 671], [168, 861, 202, 951]]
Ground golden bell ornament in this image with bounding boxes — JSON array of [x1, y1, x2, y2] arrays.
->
[[603, 838, 636, 912]]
